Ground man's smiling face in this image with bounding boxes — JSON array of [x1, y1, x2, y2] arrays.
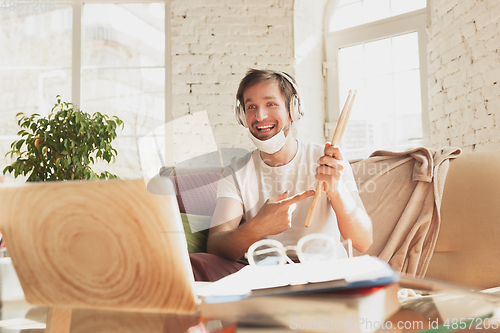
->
[[243, 80, 291, 141]]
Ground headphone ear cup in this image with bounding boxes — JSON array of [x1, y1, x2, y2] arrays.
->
[[275, 71, 304, 121], [290, 94, 303, 121], [235, 100, 248, 127]]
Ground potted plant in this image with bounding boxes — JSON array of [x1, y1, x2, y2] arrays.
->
[[3, 95, 124, 181]]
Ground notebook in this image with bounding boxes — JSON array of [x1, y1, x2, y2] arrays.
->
[[197, 255, 399, 304]]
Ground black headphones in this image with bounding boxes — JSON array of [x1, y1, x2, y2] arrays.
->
[[235, 71, 304, 128]]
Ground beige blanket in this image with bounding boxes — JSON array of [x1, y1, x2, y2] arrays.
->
[[350, 147, 462, 277]]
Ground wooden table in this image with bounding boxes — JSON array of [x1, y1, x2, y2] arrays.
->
[[1, 284, 499, 333]]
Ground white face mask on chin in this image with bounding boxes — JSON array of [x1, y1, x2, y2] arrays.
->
[[248, 129, 288, 154]]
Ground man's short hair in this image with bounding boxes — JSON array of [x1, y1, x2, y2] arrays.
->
[[236, 69, 297, 114]]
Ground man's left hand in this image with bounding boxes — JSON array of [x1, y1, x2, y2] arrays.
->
[[315, 143, 345, 195]]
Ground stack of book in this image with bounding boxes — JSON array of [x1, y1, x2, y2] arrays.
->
[[197, 256, 400, 333]]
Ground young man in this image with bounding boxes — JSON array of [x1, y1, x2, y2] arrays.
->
[[190, 69, 372, 281]]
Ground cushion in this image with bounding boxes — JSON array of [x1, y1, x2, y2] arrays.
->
[[426, 150, 500, 288], [181, 213, 211, 253], [167, 172, 222, 216]]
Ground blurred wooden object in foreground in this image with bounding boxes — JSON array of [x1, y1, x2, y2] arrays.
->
[[0, 179, 199, 333]]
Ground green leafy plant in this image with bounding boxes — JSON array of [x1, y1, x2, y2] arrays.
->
[[3, 95, 124, 181]]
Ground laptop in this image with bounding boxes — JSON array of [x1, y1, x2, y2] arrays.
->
[[0, 178, 198, 314]]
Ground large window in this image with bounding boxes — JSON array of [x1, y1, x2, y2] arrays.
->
[[0, 1, 167, 182], [325, 0, 427, 159], [330, 0, 426, 31]]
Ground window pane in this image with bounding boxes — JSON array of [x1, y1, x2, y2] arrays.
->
[[330, 0, 426, 32], [392, 32, 419, 55], [367, 75, 395, 147], [393, 53, 419, 72], [339, 79, 366, 123], [363, 0, 390, 24], [339, 61, 365, 81], [339, 80, 372, 151], [0, 6, 72, 182], [394, 70, 422, 145], [391, 0, 426, 17], [82, 3, 165, 178], [330, 2, 363, 32], [338, 44, 363, 65], [365, 38, 392, 77], [0, 6, 72, 67], [392, 32, 420, 72], [338, 32, 423, 159], [82, 68, 165, 178], [82, 3, 165, 67], [0, 69, 72, 182], [365, 37, 392, 59]]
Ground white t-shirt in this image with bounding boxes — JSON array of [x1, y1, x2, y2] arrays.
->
[[216, 139, 358, 247]]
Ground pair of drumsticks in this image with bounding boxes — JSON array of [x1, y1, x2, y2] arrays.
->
[[304, 90, 357, 228]]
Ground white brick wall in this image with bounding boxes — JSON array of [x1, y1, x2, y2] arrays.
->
[[170, 0, 295, 163], [428, 0, 500, 152]]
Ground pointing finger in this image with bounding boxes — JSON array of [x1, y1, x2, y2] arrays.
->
[[281, 190, 315, 206]]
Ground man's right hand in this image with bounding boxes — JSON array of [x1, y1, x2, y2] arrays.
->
[[207, 190, 314, 261], [253, 190, 315, 236]]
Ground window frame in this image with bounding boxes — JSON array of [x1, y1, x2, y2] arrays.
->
[[324, 7, 428, 148]]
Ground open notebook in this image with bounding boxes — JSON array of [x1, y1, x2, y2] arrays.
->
[[197, 255, 399, 303]]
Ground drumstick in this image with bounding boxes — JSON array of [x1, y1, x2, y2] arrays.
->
[[304, 90, 357, 228]]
